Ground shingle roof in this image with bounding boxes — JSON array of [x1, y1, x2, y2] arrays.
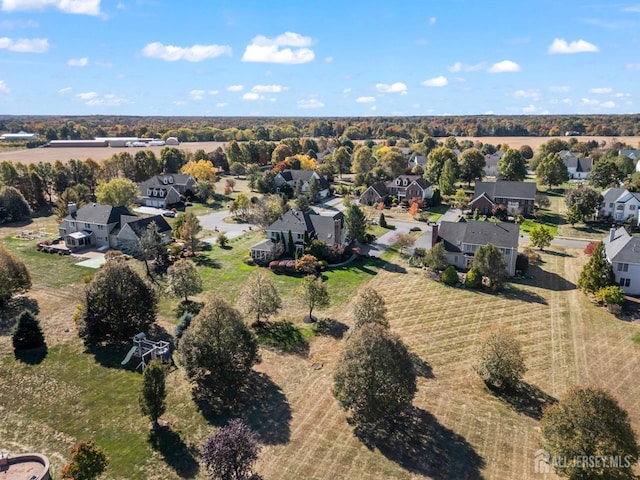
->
[[437, 220, 520, 253], [473, 181, 536, 201], [278, 170, 330, 190], [602, 187, 628, 204], [367, 182, 389, 197], [139, 174, 193, 190], [604, 227, 640, 265], [121, 214, 172, 235], [268, 209, 317, 235], [67, 204, 131, 224]]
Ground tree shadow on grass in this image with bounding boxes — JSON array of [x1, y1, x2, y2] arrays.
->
[[502, 287, 548, 305], [193, 372, 291, 446], [191, 255, 221, 269], [354, 406, 484, 479], [527, 265, 576, 292], [0, 296, 39, 336], [541, 249, 573, 258], [410, 352, 434, 379], [314, 317, 349, 339], [486, 382, 557, 420], [14, 344, 48, 364], [148, 425, 200, 479], [253, 320, 310, 356]]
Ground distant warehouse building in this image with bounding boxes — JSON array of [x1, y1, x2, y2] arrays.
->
[[47, 139, 108, 147], [0, 131, 38, 141], [95, 137, 140, 148]]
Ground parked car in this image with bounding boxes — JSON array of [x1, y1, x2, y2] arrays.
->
[[162, 210, 177, 218]]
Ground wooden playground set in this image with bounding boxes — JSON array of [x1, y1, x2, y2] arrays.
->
[[121, 333, 172, 371]]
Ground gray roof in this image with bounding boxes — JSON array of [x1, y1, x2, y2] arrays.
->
[[278, 170, 330, 190], [67, 203, 131, 224], [121, 214, 171, 235], [267, 208, 343, 243], [365, 182, 389, 198], [139, 174, 193, 190], [563, 156, 593, 173], [473, 181, 536, 201], [604, 227, 640, 265], [602, 187, 628, 204], [437, 220, 520, 253]]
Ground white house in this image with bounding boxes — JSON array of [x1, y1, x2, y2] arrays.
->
[[560, 151, 593, 180], [483, 151, 504, 178], [599, 188, 640, 224], [603, 227, 640, 295], [137, 174, 195, 209]]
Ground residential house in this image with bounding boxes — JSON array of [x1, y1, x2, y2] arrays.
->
[[427, 220, 520, 276], [137, 174, 195, 209], [603, 227, 640, 295], [483, 151, 504, 178], [559, 151, 593, 180], [360, 182, 389, 206], [359, 175, 433, 206], [250, 208, 346, 262], [117, 215, 172, 254], [59, 202, 172, 252], [599, 187, 640, 224], [274, 170, 331, 198], [408, 155, 428, 170], [470, 181, 536, 216], [619, 149, 640, 162]]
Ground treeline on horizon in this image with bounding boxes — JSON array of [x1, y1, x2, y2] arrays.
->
[[1, 114, 640, 145]]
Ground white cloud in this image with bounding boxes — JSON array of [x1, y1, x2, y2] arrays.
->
[[85, 93, 127, 107], [589, 87, 612, 94], [342, 88, 352, 94], [370, 105, 377, 111], [0, 80, 9, 94], [227, 85, 243, 92], [549, 85, 571, 93], [251, 84, 285, 93], [189, 89, 205, 100], [375, 82, 408, 94], [216, 102, 228, 107], [2, 0, 100, 15], [412, 103, 420, 109], [483, 110, 494, 115], [58, 86, 72, 94], [601, 101, 616, 108], [242, 92, 263, 101], [298, 98, 324, 109], [324, 56, 333, 63], [0, 37, 48, 53], [242, 32, 315, 64], [141, 42, 232, 62], [356, 96, 375, 103], [76, 91, 97, 100], [421, 76, 448, 87], [513, 89, 540, 100], [522, 104, 540, 113], [548, 38, 599, 54], [67, 57, 88, 67], [448, 61, 485, 73], [626, 63, 640, 71], [428, 17, 436, 25], [209, 89, 219, 95], [487, 60, 521, 73]]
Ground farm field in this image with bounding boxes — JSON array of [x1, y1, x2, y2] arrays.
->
[[0, 136, 639, 165], [2, 214, 640, 479]]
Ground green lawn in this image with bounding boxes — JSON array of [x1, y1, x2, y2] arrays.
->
[[519, 216, 559, 237]]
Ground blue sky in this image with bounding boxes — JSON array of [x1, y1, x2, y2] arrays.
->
[[0, 0, 639, 116]]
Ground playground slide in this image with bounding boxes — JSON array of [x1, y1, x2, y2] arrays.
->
[[121, 346, 137, 365]]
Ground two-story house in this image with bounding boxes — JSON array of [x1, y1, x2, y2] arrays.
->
[[359, 175, 433, 206], [483, 151, 504, 178], [428, 220, 520, 276], [117, 215, 172, 254], [470, 181, 536, 216], [603, 227, 640, 295], [560, 151, 593, 180], [137, 174, 195, 208], [274, 170, 331, 198], [599, 188, 640, 224], [250, 208, 345, 263]]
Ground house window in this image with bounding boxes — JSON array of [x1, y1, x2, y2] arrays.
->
[[297, 233, 303, 240], [618, 263, 629, 272], [609, 203, 614, 208], [98, 225, 103, 230], [631, 205, 636, 211], [619, 278, 631, 287]]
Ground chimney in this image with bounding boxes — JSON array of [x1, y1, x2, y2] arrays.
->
[[609, 227, 617, 243], [431, 223, 439, 248], [68, 202, 77, 216]]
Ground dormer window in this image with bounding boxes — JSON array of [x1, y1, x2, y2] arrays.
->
[[147, 188, 152, 196], [403, 179, 408, 186], [163, 177, 168, 185], [396, 179, 401, 185], [160, 190, 166, 197], [168, 176, 174, 184]]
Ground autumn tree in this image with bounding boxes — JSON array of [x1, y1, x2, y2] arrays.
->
[[295, 254, 320, 275], [577, 241, 615, 294], [351, 146, 375, 175], [529, 225, 554, 251], [178, 295, 259, 400], [0, 244, 32, 307], [497, 149, 528, 181], [471, 243, 507, 291], [333, 323, 416, 424], [297, 275, 329, 322], [61, 438, 110, 480], [96, 178, 140, 206], [178, 211, 202, 253], [536, 152, 569, 190], [167, 258, 203, 303], [238, 270, 282, 325], [181, 159, 217, 182], [202, 419, 261, 480], [475, 326, 526, 390], [541, 386, 639, 480], [565, 187, 603, 219], [565, 204, 583, 226], [423, 242, 448, 271], [458, 148, 486, 186], [78, 257, 157, 345], [139, 360, 167, 428], [352, 287, 388, 329]]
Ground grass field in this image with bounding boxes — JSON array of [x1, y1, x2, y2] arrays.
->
[[2, 212, 640, 479]]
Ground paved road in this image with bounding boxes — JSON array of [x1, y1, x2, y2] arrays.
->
[[197, 209, 256, 243], [360, 220, 419, 257]]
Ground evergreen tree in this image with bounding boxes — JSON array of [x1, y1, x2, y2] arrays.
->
[[439, 158, 458, 195], [12, 310, 45, 350], [345, 204, 367, 243], [139, 360, 167, 428], [471, 243, 507, 291], [577, 241, 615, 294]]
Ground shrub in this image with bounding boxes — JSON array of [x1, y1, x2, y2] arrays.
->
[[243, 256, 255, 266], [464, 268, 482, 289], [523, 247, 541, 265], [216, 233, 228, 248], [410, 226, 422, 232], [515, 252, 529, 273], [12, 310, 45, 350], [174, 312, 193, 347], [584, 241, 598, 256], [594, 285, 626, 306], [442, 266, 459, 286]]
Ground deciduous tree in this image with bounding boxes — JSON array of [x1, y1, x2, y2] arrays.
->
[[0, 185, 31, 223], [475, 326, 526, 389], [61, 438, 109, 480], [471, 243, 507, 291], [182, 159, 217, 182], [497, 149, 528, 181], [541, 386, 639, 480], [0, 244, 31, 307], [577, 242, 615, 294], [139, 360, 167, 428], [352, 287, 388, 329], [589, 159, 624, 189], [458, 148, 486, 186], [96, 178, 140, 206], [297, 275, 329, 322], [565, 187, 603, 219], [333, 323, 416, 424], [439, 158, 458, 195], [238, 270, 282, 325], [178, 211, 202, 253], [423, 242, 448, 271], [202, 419, 261, 480], [529, 225, 554, 251], [425, 146, 457, 184], [536, 152, 569, 190], [167, 258, 203, 303]]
